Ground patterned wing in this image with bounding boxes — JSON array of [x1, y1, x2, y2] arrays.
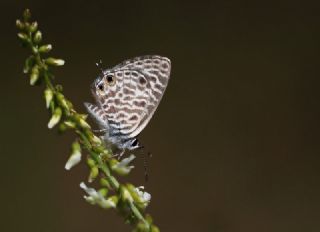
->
[[92, 55, 171, 140], [84, 102, 109, 130]]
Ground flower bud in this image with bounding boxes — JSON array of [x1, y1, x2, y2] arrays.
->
[[17, 33, 28, 42], [48, 107, 62, 129], [33, 31, 42, 44], [45, 57, 65, 66], [66, 100, 73, 109], [55, 92, 69, 110], [55, 92, 65, 101], [16, 19, 24, 30], [120, 186, 133, 203], [58, 123, 67, 132], [39, 44, 52, 53], [49, 100, 55, 112], [65, 141, 82, 170], [98, 188, 108, 197], [87, 158, 95, 168], [145, 214, 153, 224], [29, 21, 38, 32], [88, 166, 99, 183], [23, 56, 34, 74], [100, 178, 111, 188], [107, 195, 119, 207], [99, 150, 110, 160], [63, 120, 76, 129], [44, 88, 53, 108], [30, 65, 39, 85], [111, 154, 135, 175], [23, 9, 31, 21], [135, 221, 151, 232], [79, 118, 91, 129], [55, 84, 63, 92], [151, 225, 160, 232], [91, 134, 101, 145], [100, 196, 117, 208]]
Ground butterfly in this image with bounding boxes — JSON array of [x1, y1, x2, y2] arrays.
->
[[84, 55, 171, 152]]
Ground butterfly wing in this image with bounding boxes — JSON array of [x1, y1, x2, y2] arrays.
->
[[94, 55, 171, 140], [84, 102, 109, 130]]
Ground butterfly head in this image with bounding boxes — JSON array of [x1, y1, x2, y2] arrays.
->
[[91, 70, 118, 99]]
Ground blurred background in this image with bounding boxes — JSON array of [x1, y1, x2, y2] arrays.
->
[[1, 0, 320, 231]]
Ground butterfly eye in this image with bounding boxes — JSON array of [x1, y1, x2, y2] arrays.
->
[[106, 74, 116, 86], [98, 83, 104, 91]]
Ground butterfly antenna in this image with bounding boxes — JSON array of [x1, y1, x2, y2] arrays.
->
[[143, 150, 149, 182], [140, 146, 152, 182]]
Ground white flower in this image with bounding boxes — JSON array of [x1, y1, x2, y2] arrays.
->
[[135, 186, 151, 205], [79, 182, 115, 209], [111, 154, 135, 175]]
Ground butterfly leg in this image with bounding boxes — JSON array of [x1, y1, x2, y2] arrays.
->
[[93, 128, 108, 133], [118, 149, 125, 159], [112, 149, 125, 159]]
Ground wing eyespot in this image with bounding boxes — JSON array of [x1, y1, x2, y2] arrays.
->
[[106, 74, 116, 86]]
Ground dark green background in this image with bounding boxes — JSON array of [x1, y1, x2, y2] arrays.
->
[[1, 1, 320, 231]]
